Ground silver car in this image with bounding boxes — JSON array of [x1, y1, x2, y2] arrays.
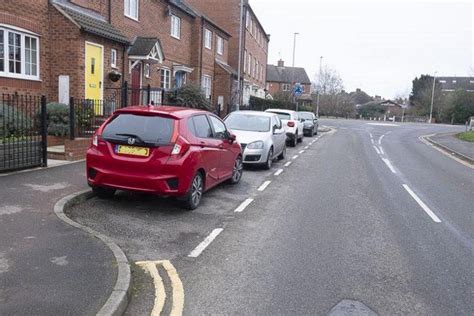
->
[[225, 111, 287, 169]]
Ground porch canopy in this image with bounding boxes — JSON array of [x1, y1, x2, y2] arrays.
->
[[128, 37, 165, 67], [173, 64, 194, 76]]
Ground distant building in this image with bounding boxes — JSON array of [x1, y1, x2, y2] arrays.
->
[[266, 60, 311, 104], [437, 77, 474, 93]]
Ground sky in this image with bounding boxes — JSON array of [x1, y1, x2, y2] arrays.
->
[[250, 0, 473, 99]]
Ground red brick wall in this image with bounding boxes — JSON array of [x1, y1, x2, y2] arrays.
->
[[0, 0, 50, 96]]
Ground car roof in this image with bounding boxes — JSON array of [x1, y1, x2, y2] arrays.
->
[[265, 109, 295, 114], [229, 110, 275, 118], [114, 105, 209, 119]]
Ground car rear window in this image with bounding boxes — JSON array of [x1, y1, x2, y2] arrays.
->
[[268, 112, 291, 121], [102, 114, 174, 145]]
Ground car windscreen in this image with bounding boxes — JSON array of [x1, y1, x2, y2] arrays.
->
[[268, 112, 291, 121], [299, 113, 314, 120], [225, 114, 271, 132], [102, 114, 174, 146]]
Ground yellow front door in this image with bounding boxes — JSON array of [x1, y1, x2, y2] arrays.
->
[[85, 43, 103, 114]]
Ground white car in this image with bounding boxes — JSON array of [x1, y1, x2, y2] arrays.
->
[[265, 109, 304, 147]]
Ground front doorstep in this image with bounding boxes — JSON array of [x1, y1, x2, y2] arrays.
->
[[47, 138, 91, 161]]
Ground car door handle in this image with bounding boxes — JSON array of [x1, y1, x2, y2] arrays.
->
[[200, 141, 206, 148]]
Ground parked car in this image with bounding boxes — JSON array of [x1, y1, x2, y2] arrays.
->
[[265, 109, 304, 147], [298, 111, 319, 136], [86, 106, 243, 210], [225, 111, 286, 169]]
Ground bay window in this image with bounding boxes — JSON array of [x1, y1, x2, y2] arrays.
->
[[0, 26, 39, 80]]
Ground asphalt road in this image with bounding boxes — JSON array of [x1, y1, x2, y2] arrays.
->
[[68, 120, 473, 315]]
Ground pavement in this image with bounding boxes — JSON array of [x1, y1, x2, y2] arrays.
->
[[430, 132, 474, 162], [0, 162, 116, 316]]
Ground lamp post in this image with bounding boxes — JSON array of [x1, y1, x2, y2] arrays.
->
[[236, 0, 244, 111], [316, 56, 323, 117], [292, 32, 299, 110], [429, 71, 438, 124]]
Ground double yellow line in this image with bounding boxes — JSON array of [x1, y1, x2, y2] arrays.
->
[[136, 260, 184, 316]]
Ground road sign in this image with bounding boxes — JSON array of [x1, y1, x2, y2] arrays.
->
[[293, 83, 303, 97]]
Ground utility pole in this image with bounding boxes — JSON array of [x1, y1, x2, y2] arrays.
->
[[292, 32, 299, 111], [316, 56, 323, 117], [236, 0, 244, 111], [429, 71, 437, 124]]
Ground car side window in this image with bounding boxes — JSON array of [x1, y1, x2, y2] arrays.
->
[[276, 117, 282, 129], [191, 115, 213, 138], [209, 116, 227, 139]]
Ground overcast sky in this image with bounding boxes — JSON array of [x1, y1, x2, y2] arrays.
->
[[251, 0, 473, 99]]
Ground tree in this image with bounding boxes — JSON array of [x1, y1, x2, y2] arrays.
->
[[409, 75, 442, 117], [312, 66, 344, 117], [357, 101, 386, 119], [445, 89, 474, 124]]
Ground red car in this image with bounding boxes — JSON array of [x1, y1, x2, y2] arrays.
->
[[86, 106, 243, 210]]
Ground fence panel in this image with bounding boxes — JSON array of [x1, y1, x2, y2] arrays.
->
[[1, 94, 46, 173]]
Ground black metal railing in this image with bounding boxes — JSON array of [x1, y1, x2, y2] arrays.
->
[[1, 94, 47, 172], [104, 82, 164, 108]]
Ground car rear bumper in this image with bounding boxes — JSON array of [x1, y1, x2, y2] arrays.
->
[[87, 151, 193, 196]]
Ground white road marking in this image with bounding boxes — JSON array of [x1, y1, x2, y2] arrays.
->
[[292, 155, 299, 160], [371, 138, 375, 145], [274, 169, 284, 176], [369, 133, 373, 139], [284, 161, 292, 167], [234, 198, 254, 213], [379, 146, 385, 155], [188, 228, 224, 258], [378, 134, 385, 145], [402, 184, 442, 223], [299, 150, 305, 154], [367, 123, 399, 127], [304, 146, 309, 149], [258, 180, 272, 191], [381, 158, 396, 173], [373, 146, 381, 155]]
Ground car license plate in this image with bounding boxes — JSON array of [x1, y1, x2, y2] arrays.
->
[[115, 145, 150, 157]]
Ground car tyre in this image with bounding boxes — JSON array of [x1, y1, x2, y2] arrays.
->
[[92, 187, 116, 199], [297, 131, 303, 143], [229, 156, 243, 184], [264, 148, 273, 170], [290, 134, 297, 147], [315, 128, 318, 135], [278, 144, 286, 160], [184, 173, 204, 210]]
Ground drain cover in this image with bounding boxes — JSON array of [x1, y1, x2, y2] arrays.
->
[[328, 300, 377, 316]]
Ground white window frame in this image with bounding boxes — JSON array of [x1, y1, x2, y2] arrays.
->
[[247, 53, 252, 77], [216, 36, 224, 55], [283, 84, 290, 91], [243, 49, 247, 73], [201, 75, 212, 99], [144, 63, 150, 78], [124, 0, 139, 21], [160, 68, 171, 90], [204, 29, 212, 50], [171, 15, 181, 39], [256, 60, 259, 80], [253, 57, 257, 78], [111, 49, 117, 68], [0, 26, 40, 81], [246, 11, 250, 29]]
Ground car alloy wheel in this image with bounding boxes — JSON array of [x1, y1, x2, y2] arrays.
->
[[265, 148, 273, 170], [185, 173, 204, 210], [230, 157, 243, 184]]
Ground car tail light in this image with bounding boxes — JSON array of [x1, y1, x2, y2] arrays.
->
[[287, 121, 295, 127], [171, 136, 190, 156]]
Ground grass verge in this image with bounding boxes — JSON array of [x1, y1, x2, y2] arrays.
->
[[457, 131, 474, 143]]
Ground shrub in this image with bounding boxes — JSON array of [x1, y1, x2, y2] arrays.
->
[[0, 103, 34, 138], [166, 84, 212, 111], [45, 103, 69, 137], [248, 96, 295, 111]]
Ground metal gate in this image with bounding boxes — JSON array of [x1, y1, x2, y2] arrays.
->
[[1, 94, 47, 173]]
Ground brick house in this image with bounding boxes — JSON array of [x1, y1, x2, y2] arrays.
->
[[186, 0, 270, 106], [0, 0, 238, 116], [266, 59, 312, 106]]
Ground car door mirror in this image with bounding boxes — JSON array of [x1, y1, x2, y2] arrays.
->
[[313, 119, 318, 124], [300, 118, 305, 122], [227, 132, 237, 143]]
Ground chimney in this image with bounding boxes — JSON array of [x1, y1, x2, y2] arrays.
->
[[277, 59, 285, 67]]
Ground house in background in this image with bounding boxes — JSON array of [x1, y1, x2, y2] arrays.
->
[[437, 77, 474, 93], [186, 0, 270, 107], [266, 59, 312, 107]]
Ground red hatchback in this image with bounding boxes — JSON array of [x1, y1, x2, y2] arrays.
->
[[86, 106, 243, 210]]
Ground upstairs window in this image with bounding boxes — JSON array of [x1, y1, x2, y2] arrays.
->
[[111, 49, 117, 68], [217, 36, 224, 55], [201, 75, 212, 99], [204, 29, 212, 49], [243, 49, 247, 73], [171, 15, 181, 39], [124, 0, 139, 20], [0, 27, 39, 80]]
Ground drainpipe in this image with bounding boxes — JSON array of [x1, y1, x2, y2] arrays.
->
[[108, 0, 112, 23], [199, 19, 204, 89]]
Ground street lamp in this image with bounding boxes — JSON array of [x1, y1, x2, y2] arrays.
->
[[292, 32, 299, 110], [429, 71, 438, 124], [316, 56, 323, 117]]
